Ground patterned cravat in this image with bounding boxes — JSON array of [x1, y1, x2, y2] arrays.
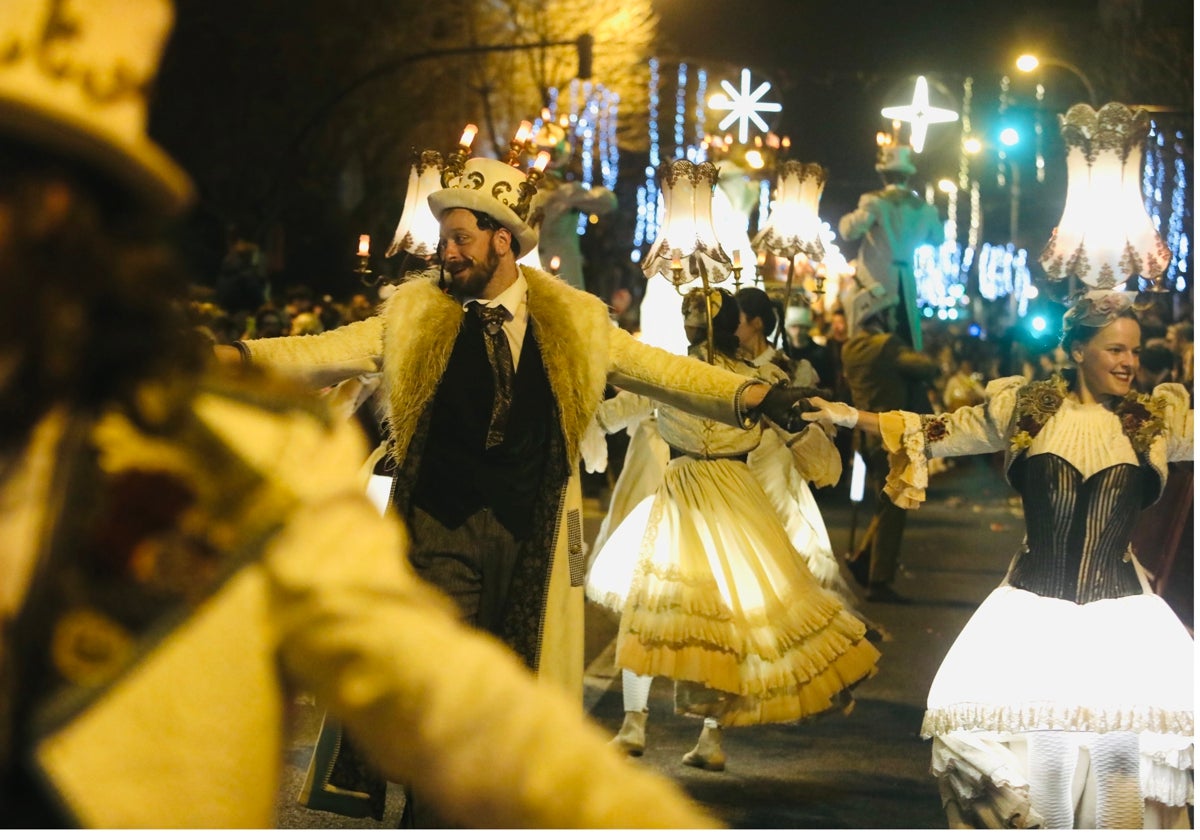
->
[[467, 301, 514, 449]]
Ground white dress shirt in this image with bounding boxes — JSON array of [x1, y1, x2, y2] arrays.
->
[[464, 275, 529, 372]]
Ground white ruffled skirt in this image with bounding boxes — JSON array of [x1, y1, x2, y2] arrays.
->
[[586, 455, 880, 728], [923, 584, 1194, 825]]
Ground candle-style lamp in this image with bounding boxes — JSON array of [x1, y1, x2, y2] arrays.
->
[[731, 249, 744, 289], [752, 159, 828, 308], [507, 120, 534, 166], [355, 234, 373, 284], [443, 124, 477, 185]]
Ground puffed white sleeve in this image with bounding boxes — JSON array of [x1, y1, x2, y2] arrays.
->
[[876, 375, 1024, 509], [780, 422, 842, 488], [594, 389, 656, 436]]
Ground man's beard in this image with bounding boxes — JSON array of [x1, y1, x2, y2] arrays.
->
[[443, 240, 500, 299]]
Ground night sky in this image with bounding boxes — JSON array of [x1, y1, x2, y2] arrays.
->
[[651, 0, 1158, 230], [152, 0, 1191, 295]]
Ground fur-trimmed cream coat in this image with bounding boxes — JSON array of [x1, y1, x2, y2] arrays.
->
[[240, 265, 755, 696]]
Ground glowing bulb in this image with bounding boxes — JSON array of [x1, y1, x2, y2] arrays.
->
[[1000, 127, 1020, 147], [1016, 54, 1040, 73], [357, 234, 370, 257], [533, 151, 552, 172], [459, 124, 478, 148], [938, 178, 957, 194], [744, 149, 765, 169], [963, 136, 983, 155], [513, 120, 532, 144]]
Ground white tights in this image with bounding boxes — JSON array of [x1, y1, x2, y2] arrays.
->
[[621, 669, 653, 713], [1028, 731, 1143, 829]]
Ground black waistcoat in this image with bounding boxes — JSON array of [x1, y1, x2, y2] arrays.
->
[[410, 309, 555, 540]]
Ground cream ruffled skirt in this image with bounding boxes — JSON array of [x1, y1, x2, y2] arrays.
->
[[586, 455, 880, 728], [923, 584, 1194, 824]]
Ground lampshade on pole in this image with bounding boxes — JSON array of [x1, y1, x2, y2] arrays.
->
[[641, 160, 734, 364], [1040, 102, 1171, 289], [641, 160, 732, 287], [753, 160, 828, 264], [387, 150, 444, 259], [752, 160, 828, 307]]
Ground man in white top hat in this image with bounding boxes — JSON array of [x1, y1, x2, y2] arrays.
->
[[838, 142, 943, 352], [226, 148, 816, 824]]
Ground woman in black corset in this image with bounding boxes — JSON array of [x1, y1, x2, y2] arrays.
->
[[801, 289, 1194, 829]]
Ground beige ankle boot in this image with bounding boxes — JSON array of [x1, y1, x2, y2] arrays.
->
[[609, 710, 648, 756], [681, 720, 725, 771]]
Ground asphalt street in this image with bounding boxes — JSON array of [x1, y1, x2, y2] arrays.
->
[[275, 454, 1033, 829]]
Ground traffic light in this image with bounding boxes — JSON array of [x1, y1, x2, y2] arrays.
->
[[576, 34, 593, 79]]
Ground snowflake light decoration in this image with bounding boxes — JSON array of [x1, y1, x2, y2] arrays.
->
[[710, 68, 781, 145]]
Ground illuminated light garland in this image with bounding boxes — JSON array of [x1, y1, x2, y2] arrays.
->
[[758, 179, 771, 235], [1141, 122, 1190, 291], [913, 241, 962, 310], [975, 242, 1031, 314], [638, 57, 662, 257], [541, 76, 621, 240], [695, 69, 707, 153], [675, 63, 688, 161]]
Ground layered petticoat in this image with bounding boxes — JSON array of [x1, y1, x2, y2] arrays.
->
[[586, 417, 669, 570], [586, 455, 880, 728], [747, 428, 856, 603], [922, 585, 1194, 826]]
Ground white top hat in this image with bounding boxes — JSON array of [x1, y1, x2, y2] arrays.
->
[[875, 144, 917, 176], [428, 157, 540, 259], [0, 0, 193, 215]]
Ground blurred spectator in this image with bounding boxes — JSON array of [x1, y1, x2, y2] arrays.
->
[[1165, 320, 1193, 393], [346, 293, 375, 323], [783, 303, 833, 388], [841, 291, 939, 602], [214, 225, 268, 316], [251, 305, 287, 339], [942, 338, 988, 412], [1138, 338, 1177, 392], [284, 285, 315, 320], [290, 311, 324, 336]]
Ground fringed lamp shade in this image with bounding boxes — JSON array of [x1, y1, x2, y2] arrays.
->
[[711, 183, 754, 278], [1040, 103, 1171, 288], [752, 160, 827, 263], [641, 160, 732, 286], [387, 150, 444, 259]]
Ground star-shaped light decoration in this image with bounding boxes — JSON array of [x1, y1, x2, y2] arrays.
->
[[709, 68, 782, 145], [880, 76, 957, 153]]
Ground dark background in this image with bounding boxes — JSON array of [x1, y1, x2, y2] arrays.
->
[[149, 0, 1192, 307]]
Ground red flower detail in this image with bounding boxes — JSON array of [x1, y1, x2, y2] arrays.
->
[[922, 416, 949, 442]]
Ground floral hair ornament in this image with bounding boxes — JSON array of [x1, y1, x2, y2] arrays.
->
[[1061, 287, 1139, 332]]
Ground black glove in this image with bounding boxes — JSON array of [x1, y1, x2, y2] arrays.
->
[[757, 384, 830, 433]]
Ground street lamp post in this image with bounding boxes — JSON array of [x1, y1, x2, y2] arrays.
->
[[1015, 54, 1096, 105]]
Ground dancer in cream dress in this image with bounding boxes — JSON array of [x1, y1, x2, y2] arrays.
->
[[587, 288, 879, 771], [734, 287, 856, 603], [802, 289, 1193, 829]]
